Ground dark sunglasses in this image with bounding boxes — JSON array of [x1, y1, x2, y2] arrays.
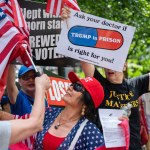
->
[[20, 74, 37, 81], [70, 83, 84, 93]]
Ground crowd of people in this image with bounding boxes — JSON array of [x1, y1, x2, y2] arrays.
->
[[0, 5, 149, 150]]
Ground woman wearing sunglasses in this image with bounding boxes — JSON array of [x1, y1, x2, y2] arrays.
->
[[34, 71, 105, 150]]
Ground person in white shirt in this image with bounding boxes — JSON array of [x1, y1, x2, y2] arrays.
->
[[0, 74, 50, 150]]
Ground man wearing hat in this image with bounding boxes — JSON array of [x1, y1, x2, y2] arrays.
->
[[7, 65, 48, 116]]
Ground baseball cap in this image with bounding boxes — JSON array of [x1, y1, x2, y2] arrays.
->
[[18, 65, 35, 78], [68, 72, 104, 108]]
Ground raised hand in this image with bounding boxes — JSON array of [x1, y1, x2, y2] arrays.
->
[[61, 6, 71, 20], [35, 74, 51, 91]]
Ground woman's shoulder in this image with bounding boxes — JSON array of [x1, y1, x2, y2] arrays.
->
[[85, 121, 101, 130], [79, 120, 104, 145], [82, 120, 102, 136]]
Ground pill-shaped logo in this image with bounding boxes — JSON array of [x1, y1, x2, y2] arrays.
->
[[68, 26, 124, 50]]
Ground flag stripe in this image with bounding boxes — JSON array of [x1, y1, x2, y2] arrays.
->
[[12, 0, 26, 28], [14, 114, 36, 149], [49, 0, 55, 15], [55, 0, 62, 16], [11, 0, 29, 35], [0, 3, 5, 8], [0, 20, 19, 52], [0, 62, 10, 99], [5, 1, 14, 20], [0, 16, 9, 30], [0, 1, 31, 100], [0, 34, 24, 64], [3, 0, 30, 37], [53, 0, 59, 16], [18, 27, 29, 38], [0, 47, 13, 78], [0, 17, 26, 78], [46, 0, 50, 12], [1, 2, 14, 22], [6, 1, 12, 13], [67, 0, 80, 10], [46, 0, 80, 16], [11, 0, 20, 26]]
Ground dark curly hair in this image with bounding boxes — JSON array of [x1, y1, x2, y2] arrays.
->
[[81, 91, 100, 127]]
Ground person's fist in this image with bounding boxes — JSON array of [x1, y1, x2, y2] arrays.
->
[[35, 74, 51, 91], [61, 6, 71, 20]]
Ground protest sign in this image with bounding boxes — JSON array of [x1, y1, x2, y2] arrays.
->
[[46, 76, 71, 106], [56, 10, 136, 71], [18, 0, 77, 66]]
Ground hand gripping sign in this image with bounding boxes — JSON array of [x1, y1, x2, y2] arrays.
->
[[68, 26, 124, 50], [56, 10, 135, 72]]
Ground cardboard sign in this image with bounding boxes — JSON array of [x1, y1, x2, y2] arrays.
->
[[18, 0, 77, 66], [56, 10, 136, 72], [46, 77, 71, 106]]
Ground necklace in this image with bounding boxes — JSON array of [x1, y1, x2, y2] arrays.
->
[[54, 112, 80, 130]]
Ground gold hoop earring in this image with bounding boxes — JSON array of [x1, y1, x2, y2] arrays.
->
[[81, 105, 86, 116]]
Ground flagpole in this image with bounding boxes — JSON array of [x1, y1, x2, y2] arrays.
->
[[25, 49, 40, 75], [25, 48, 48, 100], [65, 19, 69, 29]]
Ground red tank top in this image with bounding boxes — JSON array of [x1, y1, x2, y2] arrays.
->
[[43, 132, 65, 150]]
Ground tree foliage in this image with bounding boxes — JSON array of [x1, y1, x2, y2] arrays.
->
[[77, 0, 150, 77], [32, 0, 150, 77]]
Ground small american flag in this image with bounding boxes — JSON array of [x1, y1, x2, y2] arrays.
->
[[0, 8, 32, 100], [0, 0, 30, 38], [46, 0, 80, 16]]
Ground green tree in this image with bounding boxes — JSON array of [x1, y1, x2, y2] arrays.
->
[[78, 0, 150, 77]]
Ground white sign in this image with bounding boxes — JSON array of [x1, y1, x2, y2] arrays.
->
[[99, 109, 126, 148], [56, 10, 135, 72]]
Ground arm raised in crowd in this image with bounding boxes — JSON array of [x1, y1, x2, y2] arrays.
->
[[9, 74, 50, 144], [6, 64, 18, 104], [80, 61, 95, 77]]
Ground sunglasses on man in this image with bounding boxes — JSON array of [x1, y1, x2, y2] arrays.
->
[[20, 74, 37, 81]]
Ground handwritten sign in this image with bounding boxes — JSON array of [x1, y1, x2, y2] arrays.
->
[[56, 10, 136, 72]]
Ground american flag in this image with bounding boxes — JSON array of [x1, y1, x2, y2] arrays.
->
[[46, 0, 80, 16], [0, 0, 30, 38], [0, 8, 32, 100], [14, 114, 36, 149]]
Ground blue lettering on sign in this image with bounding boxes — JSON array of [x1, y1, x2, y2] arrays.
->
[[68, 26, 97, 47]]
